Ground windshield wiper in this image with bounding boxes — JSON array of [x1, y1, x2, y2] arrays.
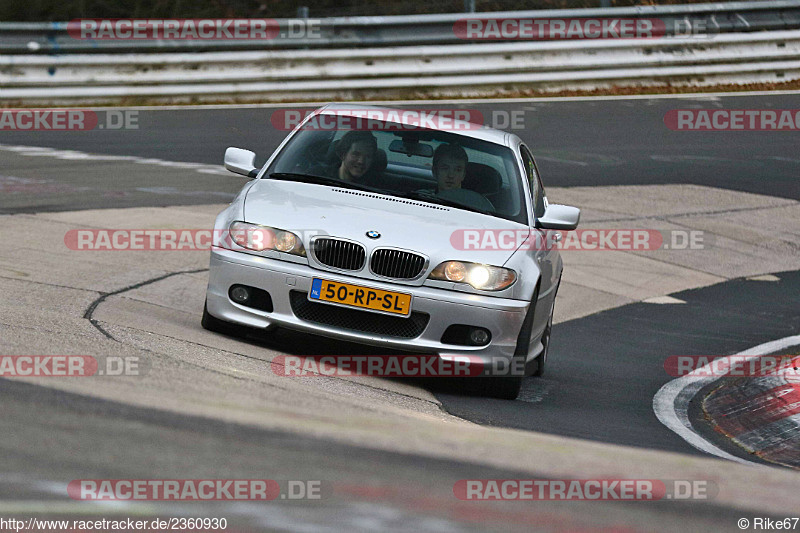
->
[[268, 173, 384, 193], [398, 190, 492, 216]]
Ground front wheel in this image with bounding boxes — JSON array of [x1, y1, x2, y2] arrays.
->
[[533, 309, 553, 377], [534, 277, 560, 377]]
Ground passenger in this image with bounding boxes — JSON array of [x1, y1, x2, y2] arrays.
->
[[430, 143, 494, 212], [432, 143, 468, 191]]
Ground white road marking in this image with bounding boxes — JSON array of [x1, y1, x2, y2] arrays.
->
[[653, 334, 800, 465], [0, 143, 229, 176], [746, 274, 781, 282], [643, 296, 686, 304], [533, 156, 590, 167], [650, 155, 734, 163], [135, 186, 234, 198], [760, 156, 800, 164]]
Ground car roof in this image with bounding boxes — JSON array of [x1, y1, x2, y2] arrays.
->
[[316, 103, 517, 147]]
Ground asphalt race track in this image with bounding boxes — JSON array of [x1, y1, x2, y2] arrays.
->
[[2, 92, 800, 532], [437, 270, 800, 457], [0, 377, 754, 532], [1, 93, 799, 215]]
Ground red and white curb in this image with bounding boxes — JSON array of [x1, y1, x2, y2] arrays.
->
[[703, 357, 800, 467], [653, 335, 800, 466]]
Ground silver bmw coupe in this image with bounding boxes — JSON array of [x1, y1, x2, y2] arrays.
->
[[203, 104, 580, 399]]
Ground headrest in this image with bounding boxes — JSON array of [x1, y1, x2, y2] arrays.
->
[[325, 140, 340, 163], [371, 148, 388, 173], [463, 162, 501, 195]]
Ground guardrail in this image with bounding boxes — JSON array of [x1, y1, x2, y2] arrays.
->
[[2, 0, 800, 53], [2, 30, 798, 105], [1, 2, 799, 104]]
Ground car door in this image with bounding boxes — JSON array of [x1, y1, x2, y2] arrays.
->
[[519, 144, 559, 333]]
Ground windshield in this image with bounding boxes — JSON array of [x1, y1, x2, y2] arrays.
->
[[265, 118, 528, 224]]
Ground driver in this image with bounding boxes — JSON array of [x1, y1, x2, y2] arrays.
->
[[335, 130, 377, 183]]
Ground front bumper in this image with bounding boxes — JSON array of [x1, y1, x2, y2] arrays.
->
[[206, 248, 532, 363]]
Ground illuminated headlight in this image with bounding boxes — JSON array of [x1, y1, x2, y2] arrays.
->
[[428, 261, 516, 291], [228, 221, 306, 256]]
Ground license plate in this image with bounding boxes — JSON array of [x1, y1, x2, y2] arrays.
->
[[308, 278, 412, 316]]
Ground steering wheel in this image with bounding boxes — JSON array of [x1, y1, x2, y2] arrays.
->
[[437, 188, 495, 212]]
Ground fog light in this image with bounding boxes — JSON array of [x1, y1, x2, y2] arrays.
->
[[469, 328, 490, 346], [230, 285, 251, 304]]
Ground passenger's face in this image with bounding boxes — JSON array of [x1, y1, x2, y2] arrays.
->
[[435, 155, 466, 191], [341, 141, 375, 180]]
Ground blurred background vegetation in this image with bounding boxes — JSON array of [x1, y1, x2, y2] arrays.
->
[[2, 0, 761, 21]]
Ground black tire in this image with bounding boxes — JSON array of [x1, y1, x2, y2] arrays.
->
[[201, 301, 251, 337], [533, 310, 552, 377], [534, 275, 561, 377], [513, 282, 540, 360], [472, 286, 541, 401]]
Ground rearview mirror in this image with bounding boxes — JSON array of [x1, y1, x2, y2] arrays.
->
[[537, 204, 580, 230], [388, 139, 434, 158], [224, 147, 259, 178]]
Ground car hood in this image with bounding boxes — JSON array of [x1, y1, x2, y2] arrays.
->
[[244, 179, 528, 268]]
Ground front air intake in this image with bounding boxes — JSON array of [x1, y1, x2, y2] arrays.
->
[[312, 237, 366, 271], [370, 249, 427, 280]]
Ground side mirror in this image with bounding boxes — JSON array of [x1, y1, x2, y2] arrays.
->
[[224, 147, 259, 178], [537, 204, 580, 230]]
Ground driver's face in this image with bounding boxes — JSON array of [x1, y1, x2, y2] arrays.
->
[[341, 141, 375, 180], [434, 156, 466, 191]]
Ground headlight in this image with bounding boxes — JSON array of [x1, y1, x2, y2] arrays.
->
[[428, 261, 516, 291], [228, 221, 306, 256]]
